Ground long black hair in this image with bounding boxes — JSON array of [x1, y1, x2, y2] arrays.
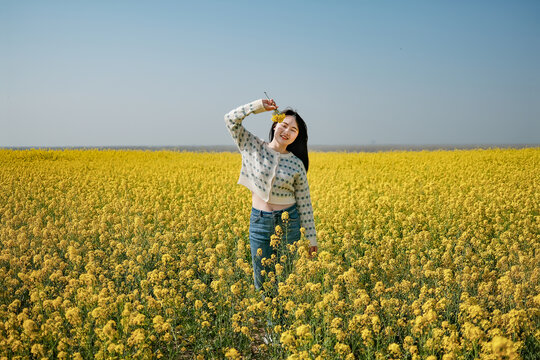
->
[[269, 108, 309, 172]]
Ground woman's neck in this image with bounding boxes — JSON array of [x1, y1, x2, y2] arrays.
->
[[268, 139, 289, 154]]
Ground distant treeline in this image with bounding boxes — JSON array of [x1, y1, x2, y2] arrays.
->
[[2, 144, 538, 152]]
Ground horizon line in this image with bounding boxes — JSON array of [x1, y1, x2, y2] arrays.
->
[[1, 144, 538, 153]]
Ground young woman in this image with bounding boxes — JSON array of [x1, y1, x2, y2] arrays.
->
[[224, 98, 318, 294]]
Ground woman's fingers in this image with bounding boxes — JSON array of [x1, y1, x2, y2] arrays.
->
[[263, 99, 278, 111]]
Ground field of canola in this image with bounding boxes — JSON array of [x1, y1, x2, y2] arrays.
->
[[0, 148, 538, 360]]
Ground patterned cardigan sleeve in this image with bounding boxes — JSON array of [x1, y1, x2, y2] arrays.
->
[[224, 99, 267, 153], [294, 163, 318, 247]]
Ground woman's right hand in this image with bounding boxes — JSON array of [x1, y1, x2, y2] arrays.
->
[[262, 99, 278, 111]]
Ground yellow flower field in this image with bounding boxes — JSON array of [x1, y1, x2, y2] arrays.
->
[[0, 148, 538, 359]]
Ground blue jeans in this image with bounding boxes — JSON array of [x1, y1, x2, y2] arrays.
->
[[249, 203, 301, 294]]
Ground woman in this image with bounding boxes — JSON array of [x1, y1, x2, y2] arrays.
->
[[224, 98, 318, 294]]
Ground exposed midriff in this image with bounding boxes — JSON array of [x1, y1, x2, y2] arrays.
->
[[251, 192, 294, 211]]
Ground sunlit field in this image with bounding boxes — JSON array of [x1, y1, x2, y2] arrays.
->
[[0, 148, 538, 359]]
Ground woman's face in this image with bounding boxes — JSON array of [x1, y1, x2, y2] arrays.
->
[[274, 115, 299, 147]]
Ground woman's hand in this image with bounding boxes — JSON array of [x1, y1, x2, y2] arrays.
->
[[262, 99, 278, 111], [309, 246, 318, 258]]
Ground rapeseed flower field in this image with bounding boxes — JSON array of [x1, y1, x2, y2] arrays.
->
[[0, 148, 538, 359]]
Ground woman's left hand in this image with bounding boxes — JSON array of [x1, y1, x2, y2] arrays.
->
[[262, 99, 278, 111], [309, 246, 318, 258]]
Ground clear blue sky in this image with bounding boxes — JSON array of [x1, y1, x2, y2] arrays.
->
[[1, 0, 539, 147]]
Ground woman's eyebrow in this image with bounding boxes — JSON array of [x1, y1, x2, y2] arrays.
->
[[283, 122, 298, 131]]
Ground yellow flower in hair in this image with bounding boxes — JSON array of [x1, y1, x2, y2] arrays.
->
[[272, 111, 286, 123]]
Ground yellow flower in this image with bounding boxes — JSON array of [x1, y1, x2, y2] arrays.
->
[[23, 319, 38, 337], [296, 324, 311, 338], [361, 328, 373, 343], [216, 243, 226, 254], [91, 307, 105, 319], [129, 312, 146, 326], [388, 343, 401, 356], [482, 335, 519, 359], [275, 263, 283, 276], [224, 347, 241, 359], [103, 320, 117, 340], [272, 111, 286, 123], [281, 211, 289, 221], [65, 307, 82, 326], [334, 342, 351, 355], [280, 330, 296, 347], [230, 283, 241, 296], [462, 322, 484, 342], [31, 343, 45, 357], [270, 235, 280, 248], [285, 300, 295, 312], [153, 315, 164, 328], [240, 326, 250, 337], [127, 328, 146, 346]]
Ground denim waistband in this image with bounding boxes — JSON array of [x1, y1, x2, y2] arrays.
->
[[251, 203, 297, 217]]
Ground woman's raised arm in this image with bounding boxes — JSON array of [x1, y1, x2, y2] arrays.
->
[[223, 99, 277, 152]]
